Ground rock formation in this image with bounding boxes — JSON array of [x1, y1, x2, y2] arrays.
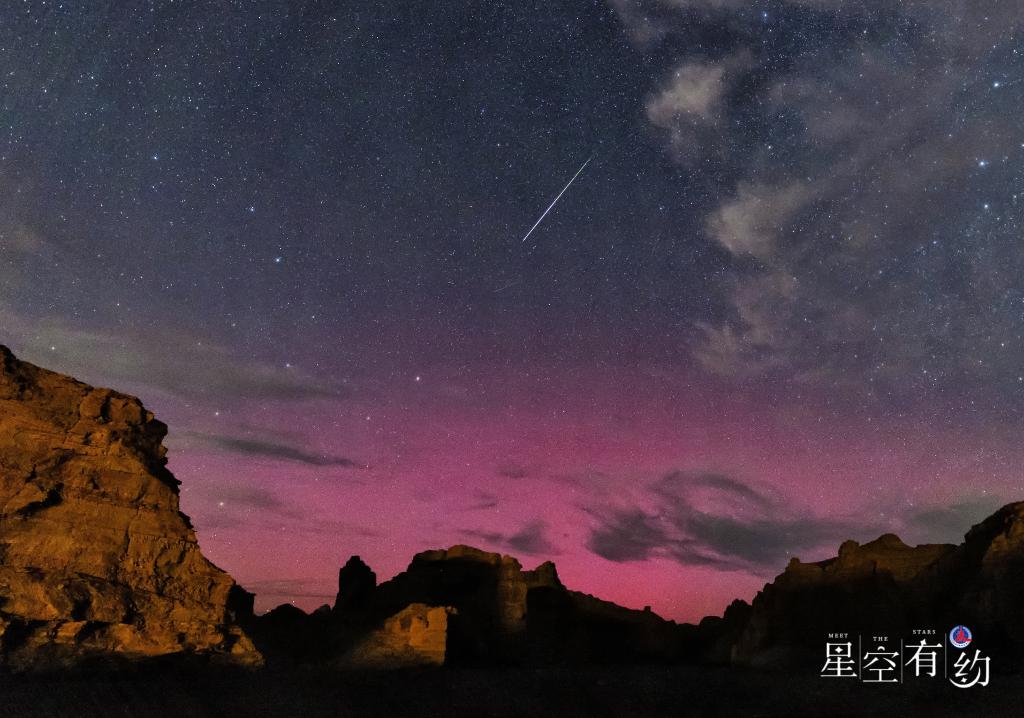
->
[[335, 555, 376, 615], [365, 545, 562, 663], [722, 502, 1024, 667], [252, 543, 686, 667], [339, 603, 454, 668], [0, 345, 259, 669], [940, 502, 1024, 658], [11, 343, 1024, 678]]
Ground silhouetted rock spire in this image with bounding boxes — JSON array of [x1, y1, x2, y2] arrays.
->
[[335, 555, 377, 615]]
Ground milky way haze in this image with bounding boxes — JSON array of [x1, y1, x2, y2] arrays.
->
[[2, 1, 1023, 620]]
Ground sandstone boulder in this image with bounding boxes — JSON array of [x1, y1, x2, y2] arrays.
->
[[339, 603, 454, 669]]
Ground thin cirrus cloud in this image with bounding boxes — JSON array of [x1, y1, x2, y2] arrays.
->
[[197, 433, 366, 468], [901, 497, 1010, 545], [496, 462, 531, 480], [586, 471, 878, 573], [461, 491, 500, 511], [190, 483, 303, 531], [461, 520, 558, 557], [194, 483, 382, 541], [241, 578, 337, 604], [1, 306, 346, 404]]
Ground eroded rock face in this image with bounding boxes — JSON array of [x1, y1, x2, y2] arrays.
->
[[339, 603, 454, 669], [727, 502, 1024, 667], [949, 502, 1024, 656], [730, 534, 956, 666], [256, 544, 685, 668], [364, 545, 563, 663], [0, 345, 259, 669], [324, 545, 684, 666]]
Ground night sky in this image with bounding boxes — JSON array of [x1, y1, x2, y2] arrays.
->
[[3, 1, 1024, 621]]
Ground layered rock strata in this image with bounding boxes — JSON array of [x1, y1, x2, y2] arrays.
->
[[0, 345, 259, 669]]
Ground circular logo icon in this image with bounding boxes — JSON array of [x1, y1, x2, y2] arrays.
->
[[949, 625, 973, 649]]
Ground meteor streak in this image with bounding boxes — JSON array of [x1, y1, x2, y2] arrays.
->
[[520, 155, 593, 243]]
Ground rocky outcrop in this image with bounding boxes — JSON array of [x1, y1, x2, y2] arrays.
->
[[252, 544, 686, 668], [679, 598, 753, 665], [0, 345, 259, 669], [724, 502, 1024, 667], [335, 555, 376, 616], [366, 545, 563, 663], [526, 585, 685, 665], [242, 602, 333, 666], [944, 502, 1024, 657], [728, 534, 954, 666], [339, 603, 454, 668]]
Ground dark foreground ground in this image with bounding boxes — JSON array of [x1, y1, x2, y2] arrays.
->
[[0, 665, 1019, 718]]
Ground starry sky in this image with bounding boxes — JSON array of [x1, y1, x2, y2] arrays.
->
[[3, 1, 1024, 621]]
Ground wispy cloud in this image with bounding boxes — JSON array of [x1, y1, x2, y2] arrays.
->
[[460, 491, 500, 511], [196, 433, 365, 468], [588, 508, 666, 562], [612, 0, 1024, 400], [190, 483, 303, 530], [496, 462, 530, 480], [242, 578, 337, 605], [461, 520, 558, 557], [900, 497, 1009, 544], [1, 306, 347, 403], [587, 471, 877, 573]]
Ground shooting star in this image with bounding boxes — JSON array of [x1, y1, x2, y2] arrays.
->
[[520, 155, 593, 243]]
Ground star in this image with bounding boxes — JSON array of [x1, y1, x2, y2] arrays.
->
[[5, 0, 1024, 625]]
